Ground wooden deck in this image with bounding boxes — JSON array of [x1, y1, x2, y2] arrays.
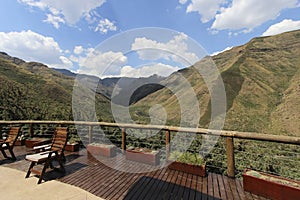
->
[[1, 146, 268, 200]]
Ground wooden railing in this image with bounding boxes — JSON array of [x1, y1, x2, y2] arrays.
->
[[1, 120, 300, 178]]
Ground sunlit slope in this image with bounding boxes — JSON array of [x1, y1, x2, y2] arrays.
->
[[131, 30, 300, 136]]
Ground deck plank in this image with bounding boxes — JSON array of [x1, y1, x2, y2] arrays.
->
[[160, 169, 179, 200], [217, 174, 227, 200], [212, 173, 221, 199], [1, 146, 270, 200], [207, 173, 214, 200]]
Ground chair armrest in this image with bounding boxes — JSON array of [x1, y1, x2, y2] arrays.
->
[[0, 142, 9, 148], [40, 150, 58, 155], [33, 144, 51, 153]]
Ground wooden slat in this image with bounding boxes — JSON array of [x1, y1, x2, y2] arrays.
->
[[135, 169, 164, 200], [213, 173, 221, 199], [183, 173, 192, 200], [223, 175, 234, 200], [30, 168, 42, 175], [177, 171, 188, 199], [195, 175, 203, 200], [202, 175, 208, 200], [161, 169, 179, 200], [171, 171, 183, 198], [188, 174, 197, 200], [150, 169, 175, 200], [158, 171, 175, 199], [228, 178, 241, 200], [217, 174, 227, 199], [236, 178, 246, 200], [207, 173, 214, 200]]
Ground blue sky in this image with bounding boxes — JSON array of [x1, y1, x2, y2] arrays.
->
[[0, 0, 300, 78]]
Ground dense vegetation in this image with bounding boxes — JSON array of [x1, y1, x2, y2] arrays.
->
[[0, 52, 112, 121]]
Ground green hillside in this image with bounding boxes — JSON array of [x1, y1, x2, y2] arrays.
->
[[0, 52, 112, 121], [131, 30, 300, 136]]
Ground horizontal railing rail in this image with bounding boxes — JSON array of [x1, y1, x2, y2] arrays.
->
[[1, 120, 299, 144], [1, 120, 299, 178]]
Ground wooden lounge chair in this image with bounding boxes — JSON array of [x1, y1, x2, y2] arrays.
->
[[0, 127, 21, 160], [25, 127, 68, 184]]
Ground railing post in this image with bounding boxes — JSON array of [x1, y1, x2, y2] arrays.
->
[[122, 128, 126, 152], [226, 137, 235, 178], [0, 124, 2, 139], [29, 123, 33, 138], [88, 125, 93, 144], [166, 130, 171, 159]]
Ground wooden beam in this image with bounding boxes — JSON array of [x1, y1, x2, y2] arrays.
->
[[166, 130, 171, 159], [226, 137, 235, 178]]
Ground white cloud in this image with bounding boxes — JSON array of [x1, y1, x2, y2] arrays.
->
[[211, 46, 233, 56], [212, 0, 298, 31], [131, 33, 199, 65], [43, 14, 65, 28], [120, 63, 180, 78], [58, 56, 73, 68], [0, 30, 71, 68], [179, 0, 188, 5], [182, 0, 299, 33], [19, 0, 106, 27], [262, 19, 300, 36], [76, 50, 128, 77], [94, 18, 117, 34], [73, 46, 84, 55], [186, 0, 225, 23], [17, 0, 47, 10]]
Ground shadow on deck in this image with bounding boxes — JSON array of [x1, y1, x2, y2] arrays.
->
[[1, 146, 268, 200]]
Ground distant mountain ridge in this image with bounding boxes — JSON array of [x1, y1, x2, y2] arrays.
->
[[53, 68, 166, 104]]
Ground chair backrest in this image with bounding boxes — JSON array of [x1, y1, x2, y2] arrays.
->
[[50, 127, 68, 155], [5, 127, 21, 146]]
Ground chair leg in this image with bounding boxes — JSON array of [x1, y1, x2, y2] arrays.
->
[[62, 152, 66, 162], [38, 161, 50, 184], [26, 162, 35, 178], [49, 161, 54, 169], [8, 148, 16, 160], [1, 149, 8, 158], [58, 158, 65, 172]]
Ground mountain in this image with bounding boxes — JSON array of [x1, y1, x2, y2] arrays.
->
[[130, 30, 300, 136], [54, 68, 166, 104], [0, 52, 112, 121], [53, 68, 76, 77]]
